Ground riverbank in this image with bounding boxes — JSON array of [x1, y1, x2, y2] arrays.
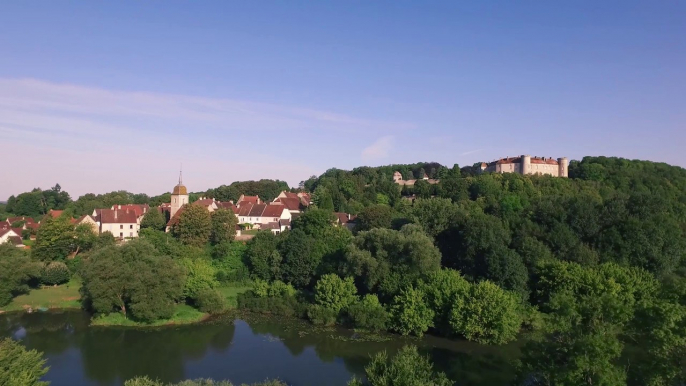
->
[[1, 282, 252, 328], [0, 278, 81, 313], [91, 304, 210, 327]]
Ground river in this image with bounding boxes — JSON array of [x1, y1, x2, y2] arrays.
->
[[0, 310, 521, 386]]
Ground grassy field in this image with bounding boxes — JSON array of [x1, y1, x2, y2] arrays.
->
[[91, 304, 208, 327], [241, 229, 259, 235], [0, 277, 81, 312], [217, 284, 252, 308]]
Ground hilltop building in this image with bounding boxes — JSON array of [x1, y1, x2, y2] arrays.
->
[[480, 155, 568, 178], [393, 171, 439, 186]]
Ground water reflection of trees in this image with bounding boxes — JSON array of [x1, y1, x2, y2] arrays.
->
[[243, 315, 519, 386], [249, 318, 519, 386], [1, 311, 236, 385], [80, 319, 236, 384], [1, 312, 520, 386]]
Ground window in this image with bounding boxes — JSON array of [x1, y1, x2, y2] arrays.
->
[[130, 232, 133, 237], [119, 232, 123, 238], [130, 225, 133, 229], [120, 225, 123, 229]]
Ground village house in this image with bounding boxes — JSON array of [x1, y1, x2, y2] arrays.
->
[[0, 228, 24, 248], [272, 191, 311, 213], [93, 208, 140, 240], [74, 214, 99, 233], [236, 202, 291, 232], [334, 212, 357, 231]]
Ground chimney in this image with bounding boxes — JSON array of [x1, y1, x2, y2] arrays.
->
[[114, 210, 117, 220]]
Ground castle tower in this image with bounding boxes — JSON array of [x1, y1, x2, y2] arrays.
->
[[558, 157, 569, 178], [521, 155, 531, 175], [170, 170, 189, 218]]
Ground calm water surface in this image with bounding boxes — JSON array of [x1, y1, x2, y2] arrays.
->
[[0, 310, 520, 386]]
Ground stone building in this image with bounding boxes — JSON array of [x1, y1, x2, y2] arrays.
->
[[392, 171, 439, 186], [480, 155, 568, 178]]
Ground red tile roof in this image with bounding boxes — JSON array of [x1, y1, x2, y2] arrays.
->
[[111, 204, 149, 218], [7, 216, 35, 225], [298, 193, 312, 206], [531, 157, 559, 165], [7, 236, 23, 246], [193, 199, 215, 207], [274, 197, 302, 211], [237, 203, 253, 217], [0, 228, 20, 239], [166, 207, 184, 227], [48, 210, 64, 218], [216, 202, 238, 213], [261, 222, 280, 230], [334, 212, 356, 224], [99, 209, 138, 224], [262, 204, 286, 218], [237, 195, 260, 205], [248, 203, 268, 217]]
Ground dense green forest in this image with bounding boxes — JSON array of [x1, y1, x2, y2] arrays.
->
[[3, 156, 686, 385]]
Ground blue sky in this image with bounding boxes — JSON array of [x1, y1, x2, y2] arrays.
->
[[1, 1, 684, 198]]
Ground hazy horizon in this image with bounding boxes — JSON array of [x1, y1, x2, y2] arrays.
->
[[2, 2, 685, 199]]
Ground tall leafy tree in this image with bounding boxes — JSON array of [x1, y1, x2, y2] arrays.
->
[[354, 205, 393, 232], [80, 240, 185, 322], [210, 208, 238, 245], [172, 204, 212, 247], [0, 245, 41, 306], [343, 224, 442, 299], [245, 231, 281, 281], [31, 215, 75, 262], [140, 208, 166, 231], [0, 338, 49, 386], [279, 229, 319, 288]]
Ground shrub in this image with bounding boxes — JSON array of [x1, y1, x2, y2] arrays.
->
[[314, 274, 358, 313], [212, 241, 250, 283], [346, 294, 389, 332], [307, 304, 338, 326], [252, 279, 270, 297], [41, 261, 71, 285], [66, 256, 83, 275], [449, 281, 522, 344], [195, 288, 227, 315], [390, 286, 434, 337], [354, 345, 452, 386], [268, 280, 296, 298]]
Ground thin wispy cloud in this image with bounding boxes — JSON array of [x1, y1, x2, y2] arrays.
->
[[361, 136, 394, 161], [460, 149, 482, 156], [0, 78, 415, 198]]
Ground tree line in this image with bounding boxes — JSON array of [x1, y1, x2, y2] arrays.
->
[[1, 179, 290, 220]]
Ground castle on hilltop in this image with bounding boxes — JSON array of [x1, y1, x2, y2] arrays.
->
[[480, 155, 568, 178]]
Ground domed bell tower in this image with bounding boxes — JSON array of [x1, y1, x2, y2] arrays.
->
[[170, 170, 188, 218]]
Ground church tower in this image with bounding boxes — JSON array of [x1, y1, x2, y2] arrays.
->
[[170, 170, 188, 218]]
